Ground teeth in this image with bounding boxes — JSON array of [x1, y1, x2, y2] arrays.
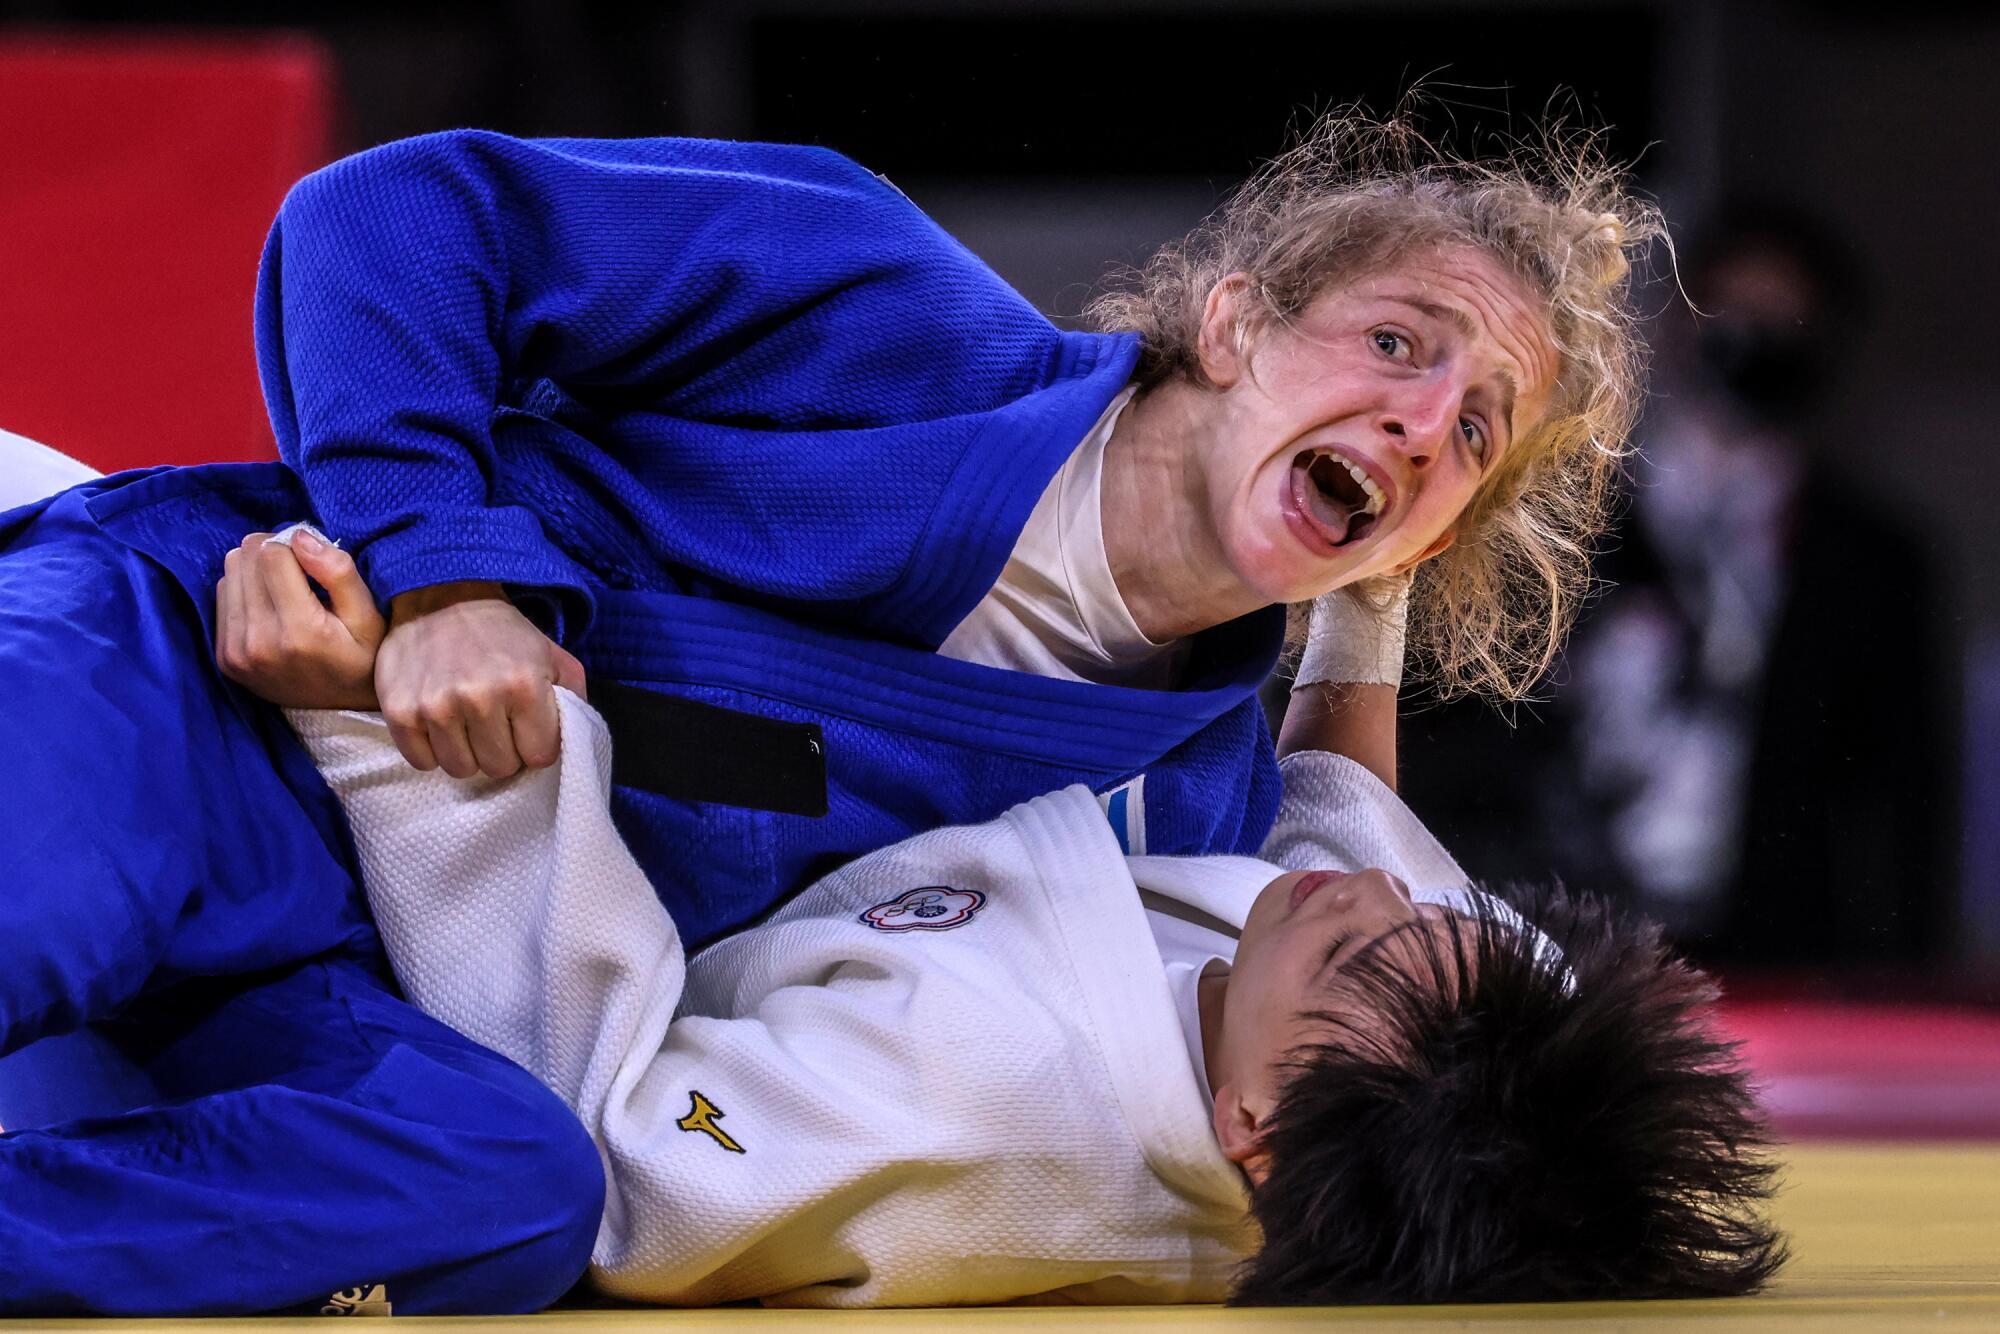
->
[[1322, 452, 1386, 516]]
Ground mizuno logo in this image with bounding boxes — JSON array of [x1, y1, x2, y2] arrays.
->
[[678, 1089, 745, 1153], [321, 1283, 392, 1316]]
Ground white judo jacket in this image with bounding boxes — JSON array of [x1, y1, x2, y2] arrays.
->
[[291, 691, 1471, 1308]]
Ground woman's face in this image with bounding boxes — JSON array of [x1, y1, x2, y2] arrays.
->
[[1220, 867, 1433, 1089], [1208, 865, 1459, 1180], [1192, 248, 1561, 604]]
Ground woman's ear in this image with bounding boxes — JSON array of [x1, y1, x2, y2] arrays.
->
[[1197, 273, 1256, 389], [1211, 1081, 1273, 1185], [1390, 527, 1456, 576]]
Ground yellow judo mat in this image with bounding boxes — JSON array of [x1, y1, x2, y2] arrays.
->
[[4, 1143, 1995, 1332]]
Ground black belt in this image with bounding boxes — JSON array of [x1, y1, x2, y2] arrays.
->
[[588, 680, 827, 817]]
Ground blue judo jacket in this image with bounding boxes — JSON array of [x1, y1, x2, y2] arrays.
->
[[241, 128, 1286, 944]]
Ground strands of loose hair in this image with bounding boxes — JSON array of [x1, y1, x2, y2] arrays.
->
[[1085, 99, 1668, 700], [1230, 885, 1786, 1305]]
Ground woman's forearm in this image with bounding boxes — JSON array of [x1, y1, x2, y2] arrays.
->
[[1275, 681, 1400, 792]]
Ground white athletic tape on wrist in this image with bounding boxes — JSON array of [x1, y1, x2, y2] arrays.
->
[[1294, 577, 1410, 690]]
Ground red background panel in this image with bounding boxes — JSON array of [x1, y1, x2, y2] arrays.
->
[[0, 31, 335, 472]]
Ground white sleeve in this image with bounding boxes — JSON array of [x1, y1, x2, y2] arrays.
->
[[1261, 750, 1472, 891], [288, 693, 690, 1268], [288, 694, 899, 1302]]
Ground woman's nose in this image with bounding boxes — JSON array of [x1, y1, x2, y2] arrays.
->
[[1376, 379, 1460, 467], [1349, 868, 1419, 918]]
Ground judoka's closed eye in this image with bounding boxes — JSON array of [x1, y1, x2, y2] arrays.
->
[[1319, 931, 1358, 972]]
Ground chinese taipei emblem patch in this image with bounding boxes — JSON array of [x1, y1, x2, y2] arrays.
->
[[860, 885, 987, 932]]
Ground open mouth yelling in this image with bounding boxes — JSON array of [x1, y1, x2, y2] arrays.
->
[[1284, 449, 1387, 552]]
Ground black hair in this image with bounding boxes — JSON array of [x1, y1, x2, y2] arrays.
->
[[1230, 884, 1786, 1305]]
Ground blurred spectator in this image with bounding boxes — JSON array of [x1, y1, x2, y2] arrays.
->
[[1403, 205, 1957, 967]]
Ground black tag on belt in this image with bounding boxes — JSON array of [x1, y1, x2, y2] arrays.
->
[[588, 680, 828, 817]]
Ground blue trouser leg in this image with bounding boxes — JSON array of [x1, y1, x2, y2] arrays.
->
[[0, 488, 373, 1056], [0, 490, 603, 1313], [0, 959, 603, 1316]]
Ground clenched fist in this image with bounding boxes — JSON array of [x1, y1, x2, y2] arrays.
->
[[376, 581, 586, 779]]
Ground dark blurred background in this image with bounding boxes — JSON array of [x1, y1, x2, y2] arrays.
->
[[0, 0, 1994, 998]]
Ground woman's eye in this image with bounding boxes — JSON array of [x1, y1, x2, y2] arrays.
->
[[1372, 330, 1411, 360], [1460, 417, 1488, 459], [1320, 930, 1358, 971]]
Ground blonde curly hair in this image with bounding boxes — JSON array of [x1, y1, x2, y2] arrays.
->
[[1084, 107, 1664, 700]]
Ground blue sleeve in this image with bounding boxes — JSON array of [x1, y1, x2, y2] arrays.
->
[[254, 129, 1002, 614]]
